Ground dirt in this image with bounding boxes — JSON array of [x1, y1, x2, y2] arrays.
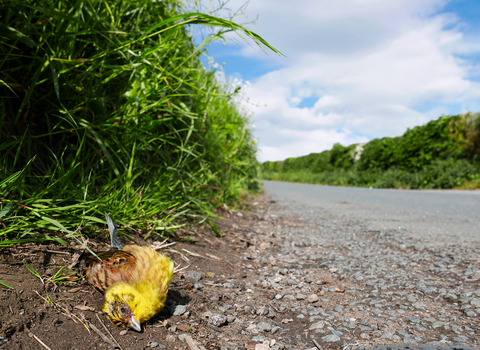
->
[[0, 195, 278, 350]]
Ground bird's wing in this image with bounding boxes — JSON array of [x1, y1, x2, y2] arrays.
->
[[85, 250, 137, 292], [96, 250, 136, 268], [105, 213, 124, 249]]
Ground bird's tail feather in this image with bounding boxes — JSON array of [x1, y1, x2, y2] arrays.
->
[[105, 213, 124, 249]]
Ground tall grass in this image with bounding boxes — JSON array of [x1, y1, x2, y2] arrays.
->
[[0, 0, 280, 246]]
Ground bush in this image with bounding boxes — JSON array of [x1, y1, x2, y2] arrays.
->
[[260, 113, 480, 190]]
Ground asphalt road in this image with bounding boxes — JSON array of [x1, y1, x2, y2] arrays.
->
[[262, 180, 480, 247]]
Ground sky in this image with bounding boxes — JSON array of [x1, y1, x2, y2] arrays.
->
[[196, 0, 480, 162]]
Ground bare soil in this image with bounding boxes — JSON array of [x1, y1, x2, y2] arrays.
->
[[0, 195, 278, 350]]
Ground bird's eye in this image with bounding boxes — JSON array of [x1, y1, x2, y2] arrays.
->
[[120, 307, 126, 314]]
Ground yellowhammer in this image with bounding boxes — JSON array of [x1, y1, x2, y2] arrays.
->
[[85, 213, 174, 331]]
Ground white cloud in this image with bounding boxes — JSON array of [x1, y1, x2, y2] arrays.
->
[[258, 129, 369, 162], [204, 0, 480, 162]]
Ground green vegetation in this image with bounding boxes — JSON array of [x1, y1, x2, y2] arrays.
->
[[261, 113, 480, 189], [0, 0, 280, 247]]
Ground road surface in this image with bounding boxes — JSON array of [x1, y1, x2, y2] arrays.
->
[[262, 180, 480, 246]]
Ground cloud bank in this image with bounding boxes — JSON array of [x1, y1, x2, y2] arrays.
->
[[205, 0, 480, 161]]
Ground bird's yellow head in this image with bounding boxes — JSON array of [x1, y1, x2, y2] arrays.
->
[[103, 283, 143, 332]]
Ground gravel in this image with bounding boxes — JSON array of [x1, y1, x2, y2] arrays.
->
[[229, 190, 480, 349], [159, 189, 480, 350]]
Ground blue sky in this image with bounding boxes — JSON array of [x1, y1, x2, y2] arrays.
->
[[196, 0, 480, 162]]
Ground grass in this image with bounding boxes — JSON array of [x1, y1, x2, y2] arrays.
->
[[0, 0, 281, 247]]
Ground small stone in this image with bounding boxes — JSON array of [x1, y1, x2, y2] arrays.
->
[[271, 326, 280, 334], [334, 306, 343, 312], [307, 294, 319, 303], [454, 335, 469, 342], [403, 337, 418, 346], [296, 293, 306, 300], [296, 314, 305, 319], [283, 295, 295, 301], [209, 314, 227, 327], [444, 293, 457, 301], [170, 305, 187, 316], [465, 310, 477, 317], [275, 294, 283, 300], [470, 298, 480, 307], [210, 295, 220, 302], [432, 321, 446, 329], [309, 321, 325, 330], [119, 330, 128, 336], [255, 344, 269, 350], [257, 322, 272, 332], [359, 333, 370, 340], [227, 315, 236, 323], [185, 270, 202, 282], [412, 302, 427, 310], [193, 283, 205, 291], [150, 342, 159, 348], [251, 336, 265, 342], [381, 332, 395, 340], [256, 306, 269, 316], [322, 334, 340, 342], [223, 282, 235, 288], [178, 334, 188, 342], [281, 319, 293, 324]]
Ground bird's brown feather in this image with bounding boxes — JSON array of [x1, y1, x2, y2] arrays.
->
[[85, 250, 137, 293]]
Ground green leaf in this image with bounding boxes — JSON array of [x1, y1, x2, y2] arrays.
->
[[0, 23, 37, 47], [0, 280, 13, 289], [207, 219, 222, 238], [0, 204, 13, 219]]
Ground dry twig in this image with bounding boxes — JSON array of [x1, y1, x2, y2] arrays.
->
[[167, 248, 190, 262], [152, 239, 177, 250], [95, 313, 124, 350], [25, 329, 53, 350], [185, 335, 200, 350], [173, 263, 191, 274], [312, 339, 325, 350], [89, 322, 118, 349]]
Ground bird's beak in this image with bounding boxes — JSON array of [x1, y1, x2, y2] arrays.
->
[[127, 316, 141, 332]]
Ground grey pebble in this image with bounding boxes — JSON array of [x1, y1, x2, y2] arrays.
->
[[321, 334, 340, 342], [251, 335, 265, 342], [296, 293, 306, 300], [150, 342, 159, 348], [185, 270, 202, 282], [170, 305, 187, 316], [193, 282, 205, 290], [178, 334, 188, 342], [257, 321, 272, 332], [209, 314, 227, 327]]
